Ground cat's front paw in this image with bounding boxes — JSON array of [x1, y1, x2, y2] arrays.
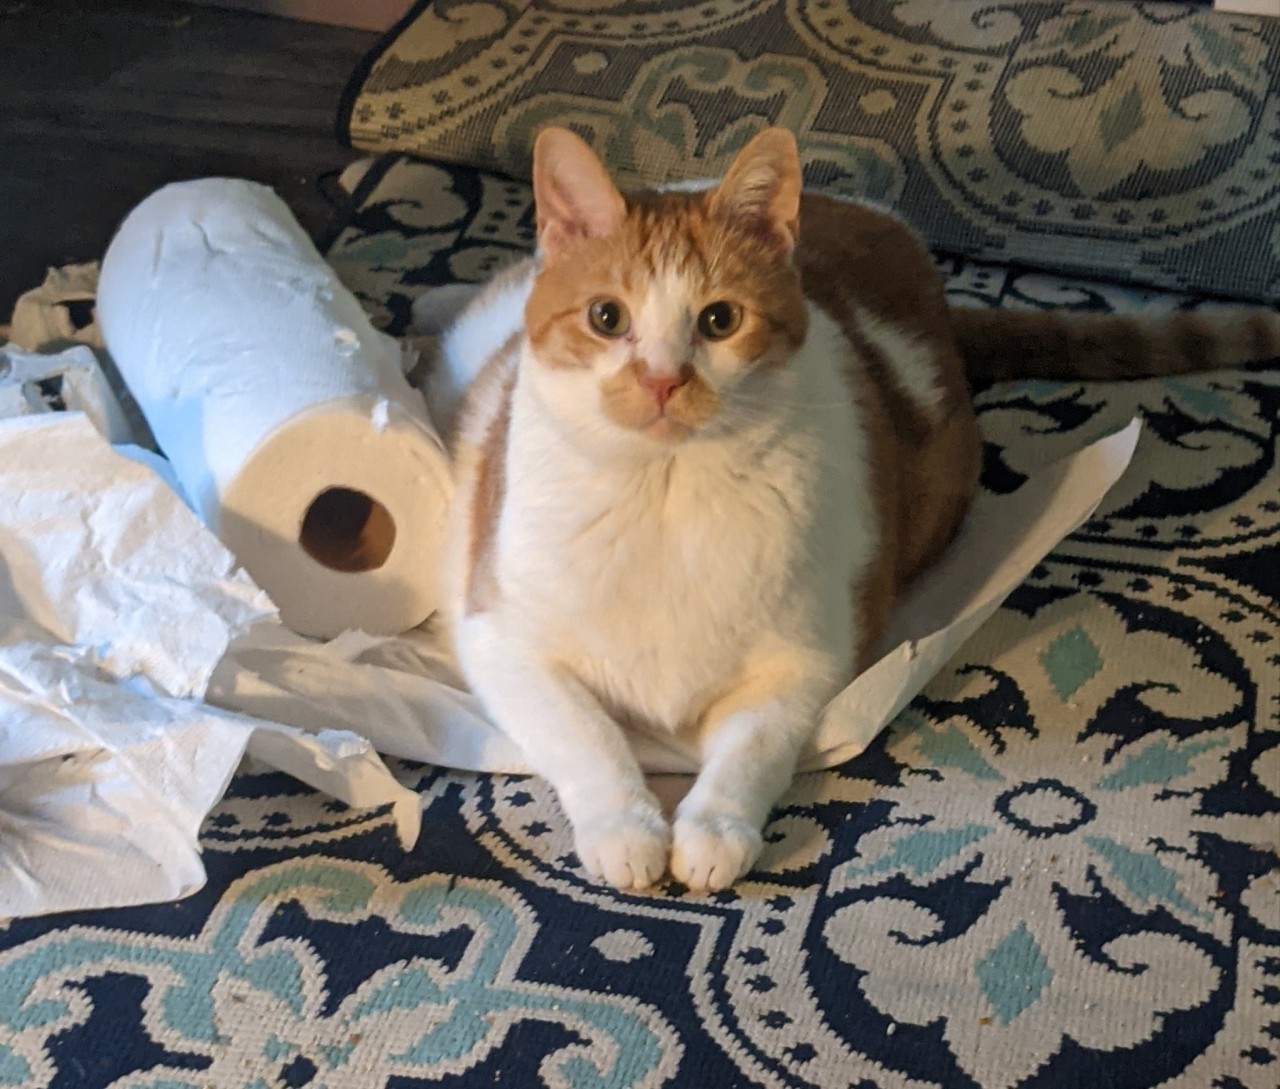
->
[[671, 813, 762, 892], [574, 805, 670, 890]]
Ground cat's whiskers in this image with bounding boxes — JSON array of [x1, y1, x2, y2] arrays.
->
[[722, 389, 861, 412]]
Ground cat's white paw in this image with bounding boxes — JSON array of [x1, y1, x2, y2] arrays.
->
[[574, 806, 670, 890], [671, 813, 763, 891]]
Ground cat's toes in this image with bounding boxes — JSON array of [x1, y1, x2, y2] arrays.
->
[[671, 813, 762, 891], [575, 806, 670, 890]]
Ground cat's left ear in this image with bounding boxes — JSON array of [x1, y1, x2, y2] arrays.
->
[[711, 128, 802, 256], [532, 126, 627, 263]]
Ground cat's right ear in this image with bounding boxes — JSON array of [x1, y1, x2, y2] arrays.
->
[[532, 127, 626, 263], [710, 128, 802, 257]]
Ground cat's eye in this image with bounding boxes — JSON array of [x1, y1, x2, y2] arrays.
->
[[587, 298, 630, 337], [697, 301, 742, 340]]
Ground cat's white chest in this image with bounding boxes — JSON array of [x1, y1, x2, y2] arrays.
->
[[491, 323, 871, 730], [499, 447, 804, 726]]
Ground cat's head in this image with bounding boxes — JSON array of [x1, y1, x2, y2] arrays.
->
[[523, 126, 809, 453]]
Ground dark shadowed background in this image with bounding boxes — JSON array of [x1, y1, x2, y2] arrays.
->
[[0, 0, 376, 316]]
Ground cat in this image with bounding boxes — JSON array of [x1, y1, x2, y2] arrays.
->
[[419, 126, 1280, 892]]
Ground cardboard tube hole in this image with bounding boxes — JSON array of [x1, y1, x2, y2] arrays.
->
[[300, 487, 396, 573]]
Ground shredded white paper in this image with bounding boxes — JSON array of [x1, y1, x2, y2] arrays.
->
[[0, 409, 420, 920]]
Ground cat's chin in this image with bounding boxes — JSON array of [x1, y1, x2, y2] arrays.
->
[[602, 405, 700, 445], [638, 415, 695, 444]]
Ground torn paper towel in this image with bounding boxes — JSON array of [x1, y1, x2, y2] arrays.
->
[[0, 412, 272, 697], [0, 411, 419, 919], [7, 263, 157, 450], [96, 179, 453, 639], [7, 262, 101, 352], [0, 342, 133, 445], [0, 641, 419, 919]]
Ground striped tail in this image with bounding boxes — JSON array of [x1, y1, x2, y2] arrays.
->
[[950, 306, 1280, 386]]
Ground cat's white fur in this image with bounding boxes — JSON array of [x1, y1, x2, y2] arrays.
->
[[425, 127, 962, 891], [854, 304, 948, 419], [418, 270, 530, 437], [438, 280, 880, 889]]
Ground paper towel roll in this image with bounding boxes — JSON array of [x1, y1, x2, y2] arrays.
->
[[97, 178, 452, 638]]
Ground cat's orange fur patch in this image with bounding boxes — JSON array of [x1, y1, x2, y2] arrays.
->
[[952, 306, 1280, 384], [793, 194, 982, 665], [463, 335, 519, 616], [525, 190, 808, 389]]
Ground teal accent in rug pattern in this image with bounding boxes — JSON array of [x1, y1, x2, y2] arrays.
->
[[1085, 835, 1214, 922], [840, 822, 995, 880], [1097, 736, 1231, 791], [900, 714, 1002, 781], [976, 924, 1054, 1024], [1039, 624, 1104, 700]]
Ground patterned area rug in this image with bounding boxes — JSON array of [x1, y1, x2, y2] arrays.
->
[[338, 0, 1280, 302], [3, 157, 1278, 1089]]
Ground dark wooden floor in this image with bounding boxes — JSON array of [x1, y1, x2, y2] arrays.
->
[[0, 0, 377, 316]]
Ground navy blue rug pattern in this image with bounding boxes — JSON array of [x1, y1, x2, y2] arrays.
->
[[2, 159, 1277, 1088]]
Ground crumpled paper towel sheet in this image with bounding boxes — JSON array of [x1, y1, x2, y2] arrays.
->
[[7, 263, 101, 351], [0, 410, 420, 920], [6, 263, 156, 451], [0, 342, 132, 445], [0, 410, 270, 696]]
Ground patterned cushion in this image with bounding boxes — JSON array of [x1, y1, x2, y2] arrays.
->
[[340, 0, 1280, 302]]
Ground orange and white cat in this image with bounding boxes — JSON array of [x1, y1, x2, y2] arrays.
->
[[421, 127, 1280, 892]]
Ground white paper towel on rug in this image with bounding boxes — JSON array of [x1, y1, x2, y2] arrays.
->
[[0, 412, 420, 920], [96, 178, 453, 638]]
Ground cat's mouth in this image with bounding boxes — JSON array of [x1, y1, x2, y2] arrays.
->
[[600, 367, 721, 441], [641, 412, 692, 442]]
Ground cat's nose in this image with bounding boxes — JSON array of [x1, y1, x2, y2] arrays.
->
[[640, 366, 691, 409]]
